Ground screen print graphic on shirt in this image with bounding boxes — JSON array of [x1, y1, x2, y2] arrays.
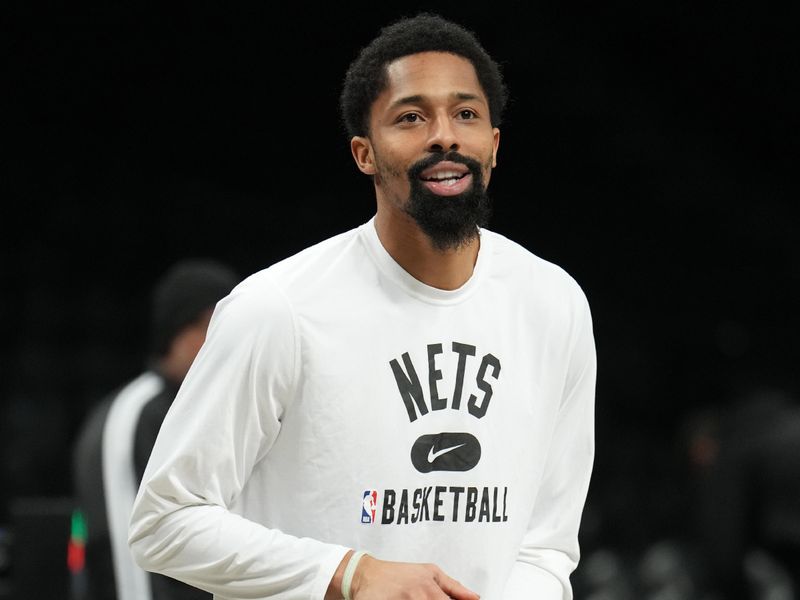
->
[[390, 342, 501, 423], [379, 485, 509, 525], [410, 432, 481, 472], [372, 341, 509, 526], [389, 341, 501, 474]]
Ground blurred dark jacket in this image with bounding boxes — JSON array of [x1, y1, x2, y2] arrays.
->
[[694, 389, 800, 598]]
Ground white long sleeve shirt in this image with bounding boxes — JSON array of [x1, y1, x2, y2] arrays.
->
[[129, 219, 596, 599]]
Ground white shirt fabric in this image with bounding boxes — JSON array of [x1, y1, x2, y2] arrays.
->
[[129, 218, 596, 600]]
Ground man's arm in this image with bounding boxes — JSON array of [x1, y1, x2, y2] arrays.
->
[[129, 282, 352, 599], [504, 287, 596, 599]]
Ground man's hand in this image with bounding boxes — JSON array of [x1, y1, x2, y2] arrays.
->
[[326, 551, 480, 600]]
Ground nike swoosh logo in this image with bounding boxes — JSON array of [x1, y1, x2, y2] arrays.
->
[[428, 443, 467, 463], [411, 433, 481, 473]]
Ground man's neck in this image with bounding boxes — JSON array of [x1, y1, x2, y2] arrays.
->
[[155, 355, 186, 387], [373, 207, 480, 291]]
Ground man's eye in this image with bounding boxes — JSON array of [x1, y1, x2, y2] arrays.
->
[[458, 109, 477, 119], [400, 113, 421, 123]]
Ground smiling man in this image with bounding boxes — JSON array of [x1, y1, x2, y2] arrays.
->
[[353, 49, 498, 250], [129, 13, 596, 600]]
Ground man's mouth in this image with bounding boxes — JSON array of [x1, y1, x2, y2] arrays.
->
[[421, 170, 468, 184], [417, 161, 473, 196]]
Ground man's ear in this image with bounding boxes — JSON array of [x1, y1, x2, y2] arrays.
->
[[491, 127, 500, 168], [350, 136, 376, 175]]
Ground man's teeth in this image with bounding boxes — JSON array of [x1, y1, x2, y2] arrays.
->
[[424, 171, 465, 182]]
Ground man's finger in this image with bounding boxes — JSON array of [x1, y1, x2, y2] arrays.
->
[[436, 573, 480, 600]]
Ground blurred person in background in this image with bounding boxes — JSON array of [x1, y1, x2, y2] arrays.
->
[[71, 259, 239, 600], [688, 382, 800, 599]]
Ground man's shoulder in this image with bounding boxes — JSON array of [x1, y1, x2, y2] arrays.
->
[[273, 225, 362, 274], [213, 224, 367, 320], [482, 228, 587, 299], [238, 224, 366, 293], [76, 370, 162, 445]]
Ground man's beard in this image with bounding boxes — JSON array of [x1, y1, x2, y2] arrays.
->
[[404, 151, 493, 252]]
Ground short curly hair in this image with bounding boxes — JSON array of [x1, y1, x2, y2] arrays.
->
[[339, 13, 508, 139]]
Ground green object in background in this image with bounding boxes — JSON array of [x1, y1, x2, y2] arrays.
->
[[71, 509, 87, 544]]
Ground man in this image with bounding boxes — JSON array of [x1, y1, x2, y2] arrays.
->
[[73, 259, 239, 600], [129, 13, 596, 599]]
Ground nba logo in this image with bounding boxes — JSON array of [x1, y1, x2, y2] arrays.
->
[[361, 490, 377, 524]]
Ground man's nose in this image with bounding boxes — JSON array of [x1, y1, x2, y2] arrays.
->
[[426, 115, 459, 152]]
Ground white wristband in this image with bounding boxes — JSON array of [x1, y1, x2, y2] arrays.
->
[[342, 550, 368, 600]]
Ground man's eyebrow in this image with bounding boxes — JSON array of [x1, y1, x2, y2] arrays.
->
[[387, 92, 485, 111], [388, 95, 425, 111]]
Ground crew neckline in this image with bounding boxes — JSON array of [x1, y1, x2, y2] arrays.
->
[[359, 217, 491, 305]]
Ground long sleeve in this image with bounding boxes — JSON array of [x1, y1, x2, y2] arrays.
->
[[128, 280, 349, 600], [504, 288, 596, 599]]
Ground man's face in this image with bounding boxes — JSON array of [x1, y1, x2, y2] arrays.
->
[[352, 51, 500, 250]]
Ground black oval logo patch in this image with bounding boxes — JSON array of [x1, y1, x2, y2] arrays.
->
[[410, 432, 481, 473]]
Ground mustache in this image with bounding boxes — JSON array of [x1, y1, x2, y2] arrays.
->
[[407, 151, 483, 180]]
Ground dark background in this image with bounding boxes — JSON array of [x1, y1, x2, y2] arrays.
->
[[2, 0, 799, 594]]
